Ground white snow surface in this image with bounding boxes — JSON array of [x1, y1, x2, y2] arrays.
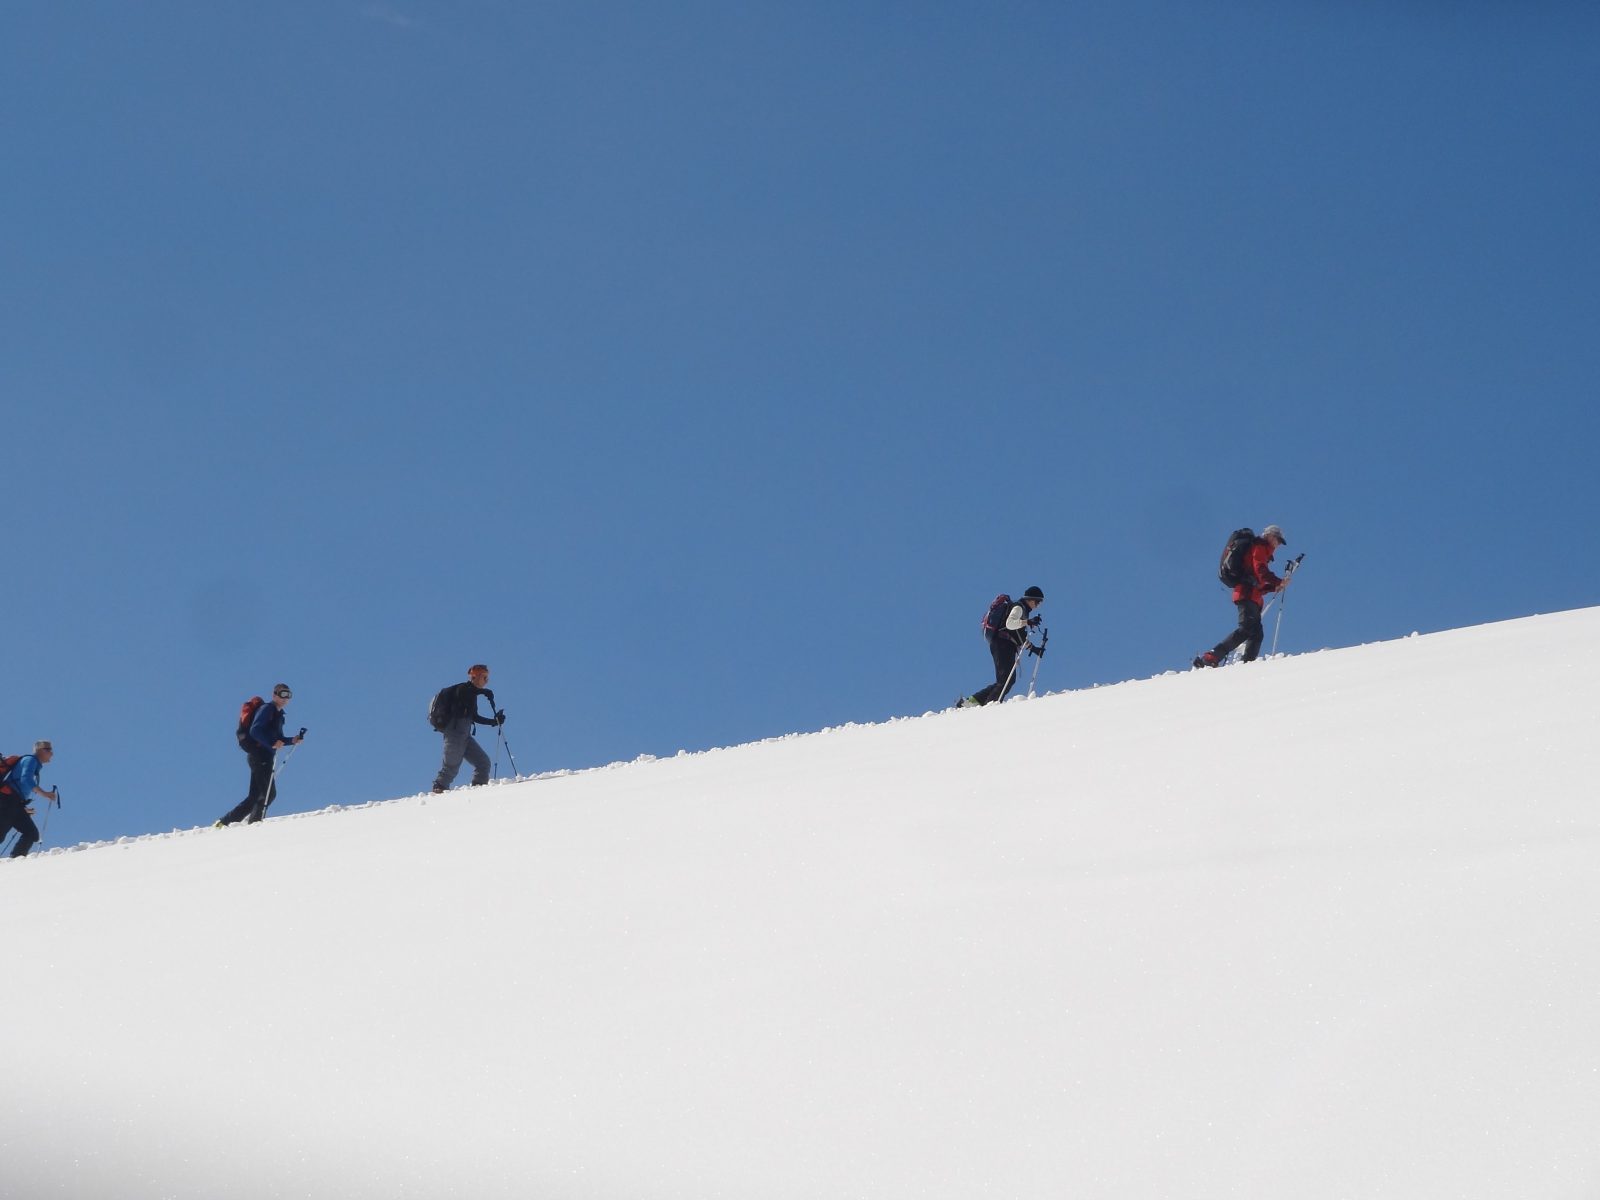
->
[[4, 609, 1599, 1199]]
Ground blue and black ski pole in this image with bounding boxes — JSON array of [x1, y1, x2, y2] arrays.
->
[[40, 786, 60, 845]]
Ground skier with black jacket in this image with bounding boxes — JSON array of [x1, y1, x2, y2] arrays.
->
[[431, 664, 505, 793], [960, 586, 1045, 707]]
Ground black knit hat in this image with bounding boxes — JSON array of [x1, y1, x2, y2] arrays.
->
[[1023, 586, 1044, 601]]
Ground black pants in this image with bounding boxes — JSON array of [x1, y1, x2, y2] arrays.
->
[[218, 750, 277, 825], [1212, 598, 1265, 663], [972, 635, 1022, 706], [0, 795, 39, 857]]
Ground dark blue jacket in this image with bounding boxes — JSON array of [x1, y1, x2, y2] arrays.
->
[[249, 702, 294, 754]]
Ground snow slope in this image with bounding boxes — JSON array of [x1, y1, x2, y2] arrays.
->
[[3, 609, 1599, 1199]]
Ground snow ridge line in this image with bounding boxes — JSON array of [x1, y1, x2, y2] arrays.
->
[[11, 634, 1417, 861], [13, 687, 1082, 859]]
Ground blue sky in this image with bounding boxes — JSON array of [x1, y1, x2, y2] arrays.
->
[[4, 1, 1596, 846]]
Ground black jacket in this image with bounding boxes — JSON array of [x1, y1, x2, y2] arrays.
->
[[439, 681, 497, 727]]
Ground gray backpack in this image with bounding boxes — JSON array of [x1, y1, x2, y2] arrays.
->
[[427, 687, 454, 731]]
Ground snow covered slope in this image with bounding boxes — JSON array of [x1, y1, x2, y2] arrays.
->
[[3, 609, 1599, 1199]]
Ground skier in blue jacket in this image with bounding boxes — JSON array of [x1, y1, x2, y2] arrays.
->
[[216, 685, 305, 827], [1, 741, 58, 857]]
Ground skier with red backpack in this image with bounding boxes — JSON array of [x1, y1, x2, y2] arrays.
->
[[958, 586, 1046, 708], [215, 685, 305, 826], [0, 741, 58, 857], [1193, 525, 1290, 668]]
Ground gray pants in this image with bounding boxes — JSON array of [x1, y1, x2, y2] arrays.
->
[[434, 717, 492, 790]]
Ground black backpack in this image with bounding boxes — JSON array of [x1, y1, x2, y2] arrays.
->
[[428, 686, 455, 732], [1218, 528, 1257, 588]]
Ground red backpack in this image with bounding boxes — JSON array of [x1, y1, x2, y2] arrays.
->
[[0, 753, 23, 795], [236, 697, 265, 750]]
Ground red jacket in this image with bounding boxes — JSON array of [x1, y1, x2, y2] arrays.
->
[[1234, 539, 1283, 605]]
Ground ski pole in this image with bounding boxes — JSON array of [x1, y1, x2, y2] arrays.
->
[[495, 721, 521, 779], [1027, 627, 1049, 698], [263, 731, 305, 818], [489, 706, 504, 780], [1269, 554, 1305, 656]]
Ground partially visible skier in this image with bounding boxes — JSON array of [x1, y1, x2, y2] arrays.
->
[[429, 664, 505, 793], [0, 741, 57, 857], [216, 685, 305, 826], [1193, 524, 1289, 668], [959, 586, 1045, 707]]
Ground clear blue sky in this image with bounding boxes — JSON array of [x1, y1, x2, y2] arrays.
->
[[4, 1, 1596, 846]]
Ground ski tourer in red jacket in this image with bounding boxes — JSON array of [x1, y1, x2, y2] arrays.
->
[[1234, 535, 1285, 606], [1195, 525, 1290, 667]]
